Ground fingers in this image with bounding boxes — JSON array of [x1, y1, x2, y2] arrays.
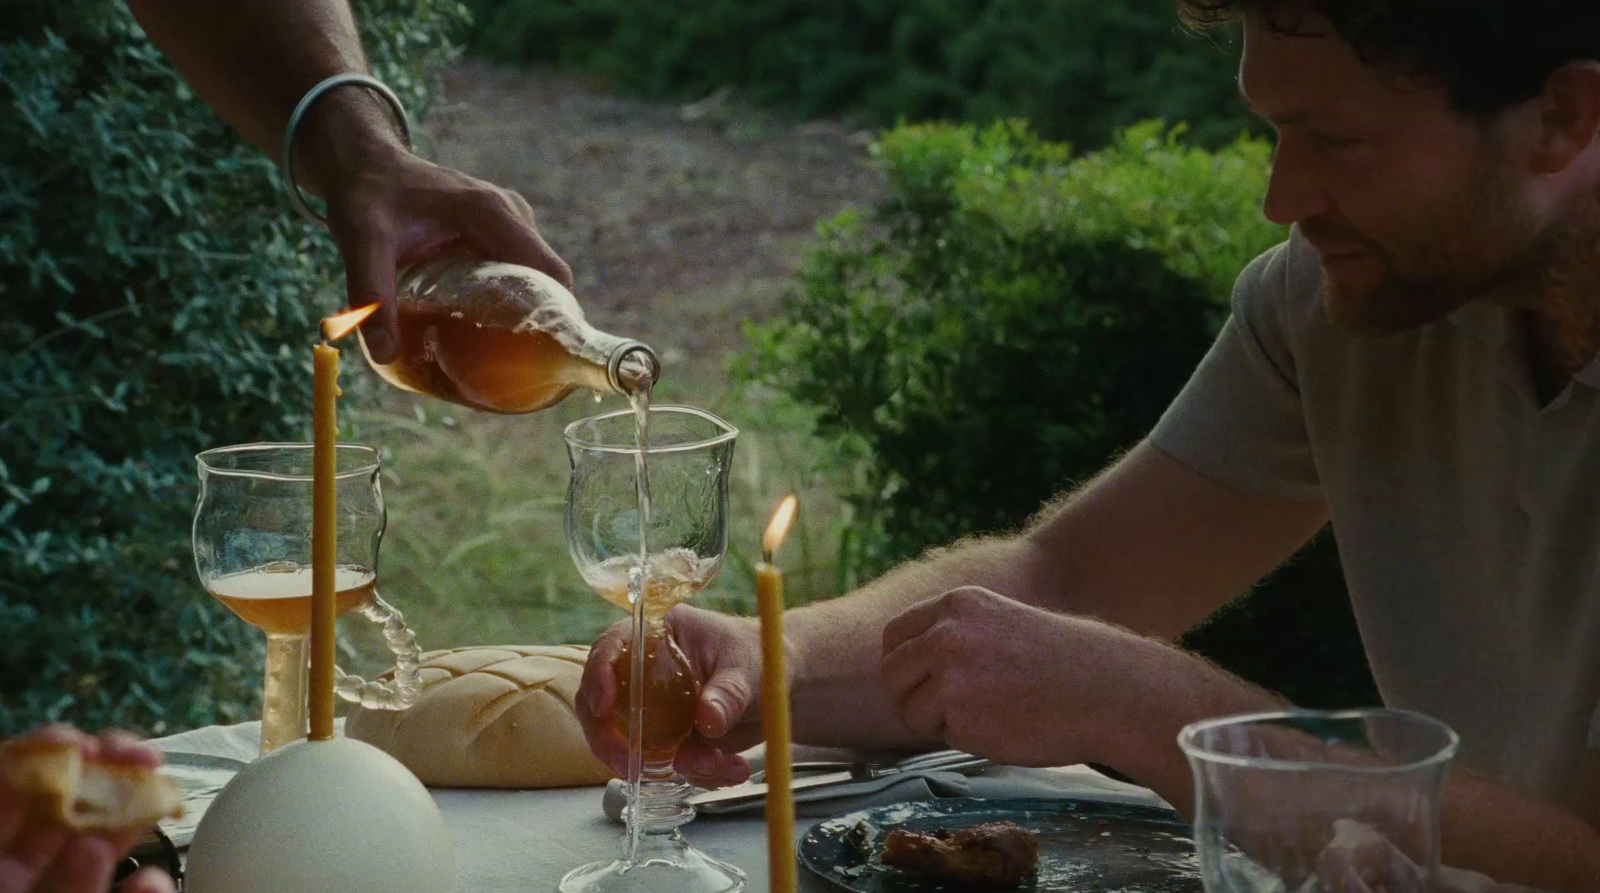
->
[[673, 742, 750, 789], [123, 865, 179, 893], [881, 592, 955, 655], [0, 823, 66, 893], [34, 835, 120, 893], [578, 625, 630, 775], [92, 730, 163, 770], [456, 187, 572, 288], [694, 664, 758, 740], [881, 636, 946, 741], [334, 223, 401, 364]]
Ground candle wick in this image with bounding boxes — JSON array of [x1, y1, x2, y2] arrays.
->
[[762, 550, 773, 565]]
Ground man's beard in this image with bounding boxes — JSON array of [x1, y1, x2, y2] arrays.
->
[[1312, 153, 1551, 335]]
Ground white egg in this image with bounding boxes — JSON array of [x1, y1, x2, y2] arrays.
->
[[185, 736, 457, 893]]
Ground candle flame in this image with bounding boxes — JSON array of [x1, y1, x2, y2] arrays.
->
[[321, 303, 380, 341], [762, 494, 799, 557]]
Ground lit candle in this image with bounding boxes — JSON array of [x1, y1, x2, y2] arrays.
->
[[310, 340, 339, 741], [310, 304, 379, 741], [757, 494, 799, 893]]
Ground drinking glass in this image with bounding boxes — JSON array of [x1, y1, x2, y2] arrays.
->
[[193, 443, 422, 755], [1179, 708, 1460, 893], [559, 406, 745, 893]]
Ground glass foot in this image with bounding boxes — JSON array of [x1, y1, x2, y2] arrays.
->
[[558, 832, 745, 893]]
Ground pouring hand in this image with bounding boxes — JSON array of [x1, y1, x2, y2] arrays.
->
[[322, 142, 571, 364]]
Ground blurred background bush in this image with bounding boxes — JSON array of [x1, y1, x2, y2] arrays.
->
[[1, 0, 469, 735], [464, 0, 1258, 150], [2, 0, 1375, 737]]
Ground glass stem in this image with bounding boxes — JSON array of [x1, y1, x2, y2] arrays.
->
[[624, 590, 647, 862], [261, 632, 309, 755]]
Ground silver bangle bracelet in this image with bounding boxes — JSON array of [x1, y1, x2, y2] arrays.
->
[[280, 73, 413, 226]]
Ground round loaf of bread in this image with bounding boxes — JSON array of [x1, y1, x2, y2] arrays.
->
[[345, 644, 615, 788]]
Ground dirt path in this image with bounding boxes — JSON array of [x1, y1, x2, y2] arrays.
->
[[423, 61, 888, 370]]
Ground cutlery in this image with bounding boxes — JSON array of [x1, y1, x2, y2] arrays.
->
[[689, 750, 989, 807]]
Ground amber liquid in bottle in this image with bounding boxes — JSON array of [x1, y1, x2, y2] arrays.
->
[[375, 308, 608, 414], [361, 255, 658, 414]]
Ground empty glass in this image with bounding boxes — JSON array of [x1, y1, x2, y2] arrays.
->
[[1179, 709, 1459, 893]]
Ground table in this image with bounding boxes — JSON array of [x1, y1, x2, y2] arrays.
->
[[153, 722, 1169, 892]]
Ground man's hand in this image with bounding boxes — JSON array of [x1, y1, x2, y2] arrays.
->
[[0, 725, 176, 893], [879, 586, 1145, 768], [322, 142, 571, 364], [578, 606, 765, 789]]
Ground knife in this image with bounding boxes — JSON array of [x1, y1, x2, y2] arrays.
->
[[687, 768, 862, 806], [687, 754, 990, 807]]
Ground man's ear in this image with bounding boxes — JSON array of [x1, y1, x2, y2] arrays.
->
[[1527, 61, 1600, 175]]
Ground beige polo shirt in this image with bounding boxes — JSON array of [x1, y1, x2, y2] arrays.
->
[[1150, 229, 1600, 808]]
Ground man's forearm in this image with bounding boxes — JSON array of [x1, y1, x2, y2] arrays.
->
[[126, 0, 404, 198], [1440, 772, 1600, 891]]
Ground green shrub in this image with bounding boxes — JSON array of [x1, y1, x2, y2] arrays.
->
[[739, 120, 1380, 707], [464, 0, 1256, 150], [0, 0, 469, 737]]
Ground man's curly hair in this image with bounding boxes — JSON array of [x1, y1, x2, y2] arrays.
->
[[1175, 0, 1600, 116]]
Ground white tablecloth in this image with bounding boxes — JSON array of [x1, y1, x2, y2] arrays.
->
[[153, 721, 1170, 892]]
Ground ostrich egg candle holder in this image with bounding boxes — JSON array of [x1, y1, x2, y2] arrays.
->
[[185, 736, 458, 893]]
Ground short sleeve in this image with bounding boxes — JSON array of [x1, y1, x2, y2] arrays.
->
[[1149, 240, 1324, 503]]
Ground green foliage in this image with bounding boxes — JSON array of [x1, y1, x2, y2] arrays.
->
[[0, 0, 469, 736], [742, 120, 1279, 575], [463, 0, 1257, 150], [738, 120, 1380, 706]]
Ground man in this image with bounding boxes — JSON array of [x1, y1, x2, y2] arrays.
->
[[577, 1, 1600, 888]]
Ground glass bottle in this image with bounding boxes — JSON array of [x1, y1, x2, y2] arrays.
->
[[359, 253, 659, 413]]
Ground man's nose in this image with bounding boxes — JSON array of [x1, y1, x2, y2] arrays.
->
[[1261, 137, 1332, 225]]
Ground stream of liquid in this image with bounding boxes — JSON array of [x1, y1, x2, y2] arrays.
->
[[625, 384, 652, 864]]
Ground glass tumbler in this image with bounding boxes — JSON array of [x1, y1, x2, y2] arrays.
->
[[1179, 708, 1459, 893]]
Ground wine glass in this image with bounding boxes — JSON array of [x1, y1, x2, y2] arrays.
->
[[193, 442, 422, 755], [1179, 708, 1459, 893], [560, 406, 745, 893]]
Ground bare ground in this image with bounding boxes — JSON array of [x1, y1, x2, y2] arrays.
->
[[422, 60, 888, 369]]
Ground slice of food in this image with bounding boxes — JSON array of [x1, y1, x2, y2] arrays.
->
[[0, 739, 185, 833], [881, 820, 1040, 886]]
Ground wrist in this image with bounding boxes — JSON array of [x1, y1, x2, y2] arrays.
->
[[289, 82, 410, 204], [1087, 636, 1282, 808]]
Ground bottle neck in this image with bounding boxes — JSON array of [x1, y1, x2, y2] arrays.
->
[[603, 343, 660, 396]]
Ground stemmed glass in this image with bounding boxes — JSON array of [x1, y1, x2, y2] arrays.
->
[[193, 442, 421, 755], [559, 406, 745, 893]]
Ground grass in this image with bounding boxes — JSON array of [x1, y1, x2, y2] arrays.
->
[[336, 355, 852, 673]]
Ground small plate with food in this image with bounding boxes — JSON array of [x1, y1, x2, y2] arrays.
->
[[798, 797, 1201, 892]]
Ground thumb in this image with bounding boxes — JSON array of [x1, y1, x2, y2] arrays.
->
[[336, 225, 401, 364], [695, 667, 759, 739]]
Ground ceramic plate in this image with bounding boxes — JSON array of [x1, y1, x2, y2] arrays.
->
[[798, 797, 1201, 892]]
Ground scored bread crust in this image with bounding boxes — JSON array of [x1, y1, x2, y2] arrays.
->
[[0, 738, 185, 833], [345, 644, 617, 789]]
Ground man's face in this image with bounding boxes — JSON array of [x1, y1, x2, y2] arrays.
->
[[1239, 5, 1550, 333]]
